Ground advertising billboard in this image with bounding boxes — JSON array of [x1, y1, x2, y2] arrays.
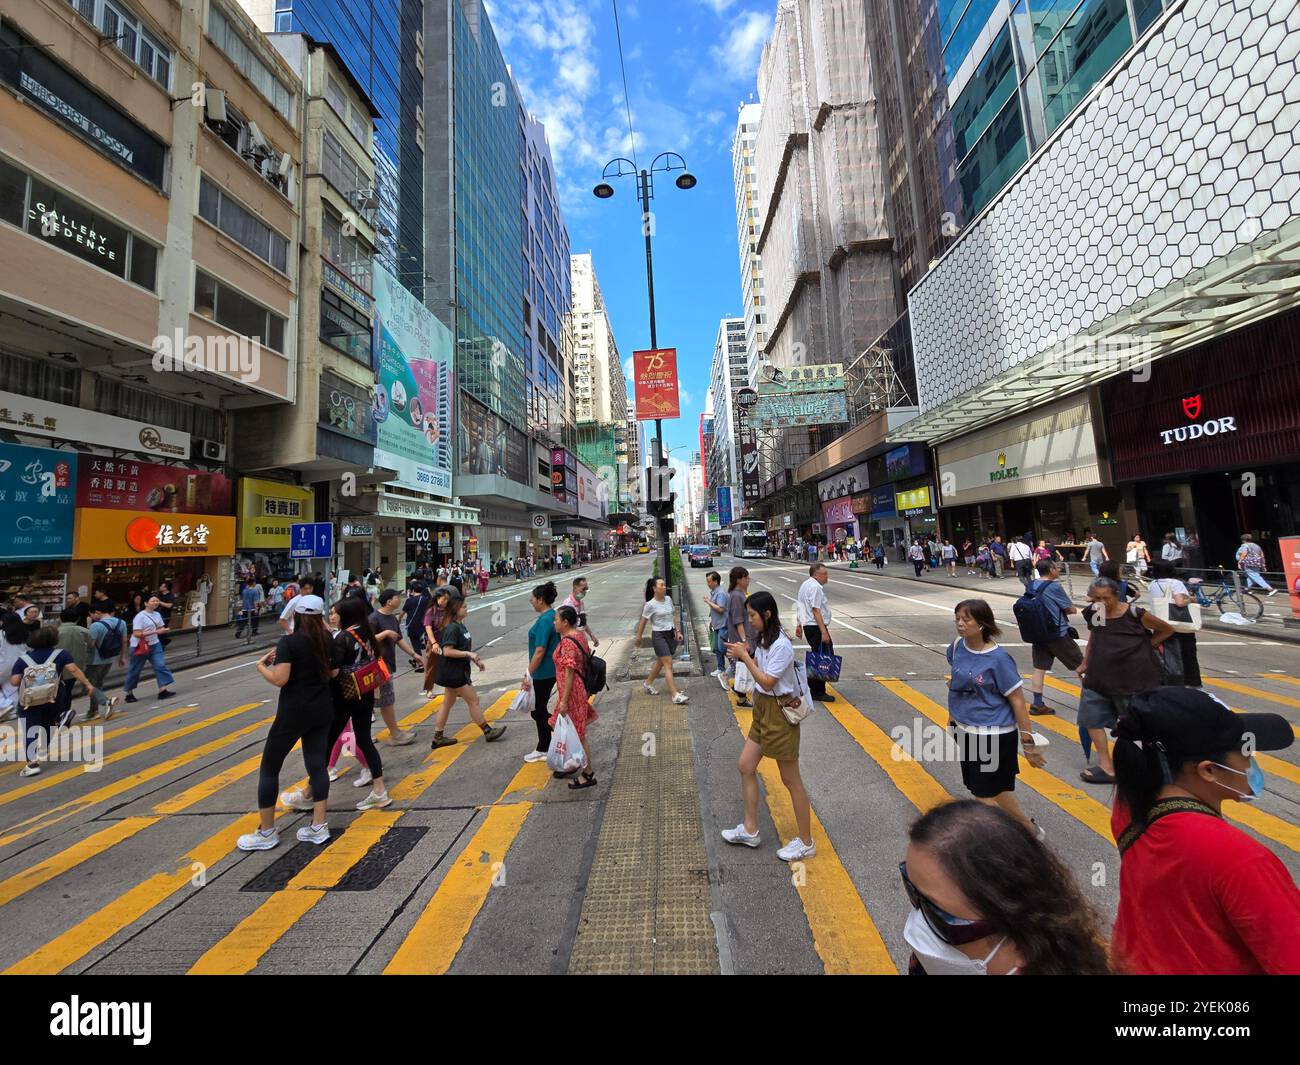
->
[[717, 485, 733, 528], [0, 442, 76, 560], [461, 393, 528, 485], [633, 348, 680, 420], [576, 462, 607, 522], [77, 459, 232, 515], [372, 263, 453, 497], [751, 391, 848, 430], [758, 363, 844, 395]]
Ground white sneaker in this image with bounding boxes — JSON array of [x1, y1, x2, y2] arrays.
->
[[101, 697, 118, 721], [721, 823, 761, 848], [708, 669, 722, 678], [280, 788, 314, 811], [642, 683, 659, 695], [352, 769, 373, 788], [523, 750, 547, 763], [1032, 818, 1047, 842], [777, 837, 816, 862], [356, 790, 392, 811], [717, 672, 730, 691], [328, 766, 342, 782], [296, 822, 330, 845], [237, 827, 280, 851], [671, 691, 689, 704], [19, 764, 40, 778]]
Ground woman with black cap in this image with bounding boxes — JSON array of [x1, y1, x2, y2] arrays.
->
[[1111, 687, 1300, 974]]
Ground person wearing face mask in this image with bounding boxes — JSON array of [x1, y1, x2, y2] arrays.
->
[[901, 800, 1109, 975], [1111, 687, 1300, 974], [560, 577, 598, 648]]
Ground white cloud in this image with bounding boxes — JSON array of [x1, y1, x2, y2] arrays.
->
[[679, 388, 693, 406], [709, 10, 771, 84], [623, 355, 635, 379], [697, 0, 739, 14]]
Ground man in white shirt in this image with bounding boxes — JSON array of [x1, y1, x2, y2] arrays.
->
[[795, 563, 834, 703], [278, 578, 316, 633], [1007, 537, 1034, 587], [561, 576, 599, 647]]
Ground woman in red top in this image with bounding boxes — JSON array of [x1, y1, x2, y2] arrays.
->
[[551, 605, 597, 790], [1111, 687, 1300, 974]]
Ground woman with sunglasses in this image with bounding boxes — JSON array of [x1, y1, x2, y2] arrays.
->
[[901, 800, 1109, 974], [948, 599, 1045, 836]]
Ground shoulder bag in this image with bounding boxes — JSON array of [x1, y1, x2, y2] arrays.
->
[[338, 626, 391, 701]]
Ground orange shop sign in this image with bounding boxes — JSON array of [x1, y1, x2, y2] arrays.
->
[[73, 508, 236, 559], [633, 348, 680, 421]]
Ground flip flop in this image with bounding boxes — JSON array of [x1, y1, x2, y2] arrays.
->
[[1079, 766, 1115, 785]]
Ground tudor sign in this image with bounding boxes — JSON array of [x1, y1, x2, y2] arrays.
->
[[1159, 394, 1238, 446]]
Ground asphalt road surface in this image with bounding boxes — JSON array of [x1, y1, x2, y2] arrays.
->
[[0, 551, 1296, 975]]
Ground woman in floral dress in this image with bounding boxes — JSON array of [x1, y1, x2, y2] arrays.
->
[[551, 605, 597, 789]]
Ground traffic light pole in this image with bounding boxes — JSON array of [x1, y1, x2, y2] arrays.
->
[[638, 168, 676, 604]]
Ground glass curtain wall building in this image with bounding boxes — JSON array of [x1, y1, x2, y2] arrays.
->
[[267, 0, 425, 299], [940, 0, 1181, 220]]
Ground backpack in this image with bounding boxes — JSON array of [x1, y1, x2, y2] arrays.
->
[[562, 635, 607, 695], [95, 617, 125, 659], [18, 653, 61, 709], [1013, 581, 1062, 645]]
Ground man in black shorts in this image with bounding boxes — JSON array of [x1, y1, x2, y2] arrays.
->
[[1026, 558, 1082, 715]]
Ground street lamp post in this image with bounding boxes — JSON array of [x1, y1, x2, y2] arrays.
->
[[595, 152, 696, 602]]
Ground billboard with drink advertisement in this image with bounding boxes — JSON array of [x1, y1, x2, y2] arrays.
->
[[633, 348, 680, 420], [76, 459, 232, 514]]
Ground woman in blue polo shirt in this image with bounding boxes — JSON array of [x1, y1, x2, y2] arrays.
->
[[947, 599, 1045, 836]]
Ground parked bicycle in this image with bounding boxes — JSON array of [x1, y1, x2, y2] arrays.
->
[[1187, 568, 1264, 620]]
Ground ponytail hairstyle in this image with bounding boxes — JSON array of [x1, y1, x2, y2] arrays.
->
[[644, 577, 658, 602], [294, 612, 335, 681], [534, 581, 558, 606], [728, 566, 749, 592], [909, 801, 1109, 975], [1113, 705, 1231, 825], [745, 590, 781, 649]]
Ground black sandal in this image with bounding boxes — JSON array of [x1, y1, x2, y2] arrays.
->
[[568, 771, 597, 790]]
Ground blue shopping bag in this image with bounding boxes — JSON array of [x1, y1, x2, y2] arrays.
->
[[804, 651, 842, 682]]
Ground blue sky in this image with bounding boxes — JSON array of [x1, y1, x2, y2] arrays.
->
[[487, 0, 772, 464]]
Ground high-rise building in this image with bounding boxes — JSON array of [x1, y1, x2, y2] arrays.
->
[[753, 0, 902, 473], [731, 103, 767, 392], [523, 114, 573, 451], [708, 317, 748, 500], [570, 254, 629, 426], [256, 0, 425, 300], [423, 0, 569, 563]]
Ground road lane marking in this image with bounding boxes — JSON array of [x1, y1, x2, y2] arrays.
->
[[0, 699, 442, 953], [0, 702, 264, 808], [875, 678, 1116, 842], [725, 696, 896, 975], [1040, 677, 1300, 851], [1205, 678, 1300, 711], [196, 658, 263, 679], [188, 693, 518, 975], [384, 760, 550, 975]]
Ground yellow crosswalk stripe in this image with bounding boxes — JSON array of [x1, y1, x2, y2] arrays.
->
[[0, 703, 205, 775], [1039, 677, 1300, 852], [0, 702, 265, 807], [1207, 678, 1300, 709], [725, 694, 896, 975], [0, 698, 444, 911], [5, 815, 261, 975], [876, 678, 1115, 841], [384, 760, 551, 975], [189, 693, 515, 975], [820, 683, 950, 813]]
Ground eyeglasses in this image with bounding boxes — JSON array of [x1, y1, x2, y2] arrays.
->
[[899, 862, 998, 945]]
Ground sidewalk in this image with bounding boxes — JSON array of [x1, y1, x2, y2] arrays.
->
[[812, 557, 1300, 644]]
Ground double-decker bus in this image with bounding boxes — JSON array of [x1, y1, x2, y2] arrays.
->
[[730, 520, 769, 560]]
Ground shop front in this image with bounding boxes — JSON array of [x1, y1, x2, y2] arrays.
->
[[820, 496, 858, 545], [1102, 313, 1300, 571], [935, 393, 1117, 559], [73, 508, 236, 629], [235, 478, 316, 603], [895, 484, 938, 546], [363, 491, 479, 580], [0, 442, 77, 619]]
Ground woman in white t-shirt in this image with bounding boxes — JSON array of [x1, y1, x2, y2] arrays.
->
[[634, 577, 688, 704], [722, 590, 814, 862]]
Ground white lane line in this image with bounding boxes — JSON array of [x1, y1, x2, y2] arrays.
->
[[829, 617, 889, 646], [485, 635, 505, 646], [196, 658, 262, 679]]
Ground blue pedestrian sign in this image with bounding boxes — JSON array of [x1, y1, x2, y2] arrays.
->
[[290, 521, 334, 560]]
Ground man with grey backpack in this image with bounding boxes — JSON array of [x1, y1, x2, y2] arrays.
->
[[8, 625, 98, 777]]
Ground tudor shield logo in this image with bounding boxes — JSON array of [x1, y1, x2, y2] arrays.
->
[[1182, 394, 1202, 419]]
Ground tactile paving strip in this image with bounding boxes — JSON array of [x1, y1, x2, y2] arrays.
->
[[567, 695, 720, 975]]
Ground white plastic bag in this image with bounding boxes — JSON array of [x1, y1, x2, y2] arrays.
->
[[733, 661, 755, 695], [510, 686, 534, 716], [547, 713, 585, 774]]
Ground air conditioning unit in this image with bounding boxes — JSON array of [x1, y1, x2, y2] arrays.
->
[[196, 438, 227, 462], [246, 121, 270, 153], [205, 88, 228, 124], [348, 187, 377, 210]]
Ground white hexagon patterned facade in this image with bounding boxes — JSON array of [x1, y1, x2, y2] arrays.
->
[[908, 0, 1300, 415]]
